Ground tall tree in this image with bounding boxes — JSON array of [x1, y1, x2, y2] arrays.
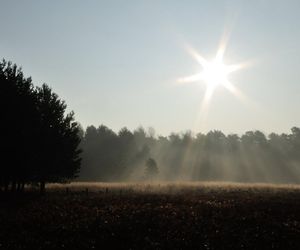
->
[[0, 60, 38, 191], [35, 84, 82, 192]]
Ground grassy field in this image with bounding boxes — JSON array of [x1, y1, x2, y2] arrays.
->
[[1, 182, 300, 249]]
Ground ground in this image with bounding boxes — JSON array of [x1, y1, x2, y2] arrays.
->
[[0, 182, 300, 249]]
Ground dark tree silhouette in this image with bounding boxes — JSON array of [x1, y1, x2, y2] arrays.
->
[[80, 125, 120, 181], [0, 60, 39, 192], [0, 60, 81, 193], [145, 158, 159, 180], [34, 84, 82, 193]]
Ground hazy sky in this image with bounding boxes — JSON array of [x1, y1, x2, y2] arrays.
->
[[1, 0, 300, 136]]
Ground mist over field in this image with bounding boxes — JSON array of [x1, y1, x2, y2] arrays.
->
[[79, 126, 300, 184]]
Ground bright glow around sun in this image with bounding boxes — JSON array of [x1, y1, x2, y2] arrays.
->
[[177, 39, 252, 132], [202, 59, 229, 88], [178, 44, 246, 102]]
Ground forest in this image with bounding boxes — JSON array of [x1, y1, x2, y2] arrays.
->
[[80, 124, 300, 183]]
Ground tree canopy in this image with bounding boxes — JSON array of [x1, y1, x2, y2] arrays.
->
[[0, 60, 82, 192], [79, 125, 300, 184]]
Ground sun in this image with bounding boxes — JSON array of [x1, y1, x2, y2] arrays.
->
[[177, 45, 245, 102], [201, 59, 229, 88]]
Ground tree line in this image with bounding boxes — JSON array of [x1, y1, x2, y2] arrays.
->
[[0, 60, 82, 193], [80, 126, 300, 183], [2, 59, 300, 188]]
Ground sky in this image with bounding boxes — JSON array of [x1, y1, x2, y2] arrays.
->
[[1, 0, 300, 136]]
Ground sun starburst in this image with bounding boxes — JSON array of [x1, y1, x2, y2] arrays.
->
[[178, 45, 245, 102], [177, 38, 253, 132]]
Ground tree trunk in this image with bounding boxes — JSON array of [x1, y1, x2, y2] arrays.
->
[[16, 182, 21, 192], [21, 182, 25, 192], [4, 182, 8, 193], [11, 181, 16, 192], [40, 181, 46, 194]]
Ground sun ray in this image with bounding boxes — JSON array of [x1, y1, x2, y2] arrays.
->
[[204, 84, 216, 103], [215, 25, 233, 63], [226, 64, 243, 73], [177, 73, 203, 84], [222, 80, 240, 95], [216, 43, 226, 63], [223, 80, 259, 110], [185, 45, 208, 68]]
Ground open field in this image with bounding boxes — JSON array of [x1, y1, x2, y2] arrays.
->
[[1, 182, 300, 249]]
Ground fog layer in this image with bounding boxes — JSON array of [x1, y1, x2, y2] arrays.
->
[[79, 126, 300, 184]]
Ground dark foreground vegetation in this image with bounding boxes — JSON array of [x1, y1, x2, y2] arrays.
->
[[1, 183, 300, 250]]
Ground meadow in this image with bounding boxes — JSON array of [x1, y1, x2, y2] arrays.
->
[[1, 182, 300, 249]]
